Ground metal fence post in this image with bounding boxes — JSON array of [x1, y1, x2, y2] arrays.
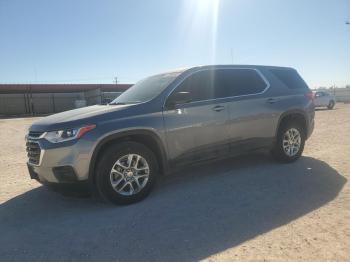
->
[[52, 93, 56, 113]]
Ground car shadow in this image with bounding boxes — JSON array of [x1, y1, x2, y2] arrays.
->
[[315, 108, 337, 111], [0, 155, 346, 262]]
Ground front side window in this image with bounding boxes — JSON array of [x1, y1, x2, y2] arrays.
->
[[173, 71, 216, 102]]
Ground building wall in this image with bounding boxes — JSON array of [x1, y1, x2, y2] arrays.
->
[[0, 94, 28, 115], [102, 92, 123, 103], [0, 89, 122, 116], [333, 88, 350, 102]]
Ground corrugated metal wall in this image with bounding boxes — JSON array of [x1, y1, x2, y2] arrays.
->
[[333, 88, 350, 103], [0, 94, 28, 115], [0, 89, 122, 116]]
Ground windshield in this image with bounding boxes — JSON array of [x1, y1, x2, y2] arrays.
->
[[110, 72, 181, 104]]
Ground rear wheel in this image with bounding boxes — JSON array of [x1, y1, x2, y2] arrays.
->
[[271, 121, 305, 163], [95, 142, 158, 205], [327, 100, 335, 110]]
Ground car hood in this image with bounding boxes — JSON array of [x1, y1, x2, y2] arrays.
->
[[30, 104, 130, 131]]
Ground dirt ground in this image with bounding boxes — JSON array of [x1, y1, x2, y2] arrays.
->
[[0, 104, 349, 262]]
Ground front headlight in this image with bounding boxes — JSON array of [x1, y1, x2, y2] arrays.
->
[[44, 125, 96, 143]]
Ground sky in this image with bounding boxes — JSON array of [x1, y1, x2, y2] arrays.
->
[[0, 0, 349, 88]]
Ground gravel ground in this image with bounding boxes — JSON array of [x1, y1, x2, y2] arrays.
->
[[0, 104, 349, 262]]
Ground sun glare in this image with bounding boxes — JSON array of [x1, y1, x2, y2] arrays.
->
[[195, 0, 220, 62], [179, 0, 221, 63]]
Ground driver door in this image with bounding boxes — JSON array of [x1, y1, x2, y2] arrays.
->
[[162, 70, 230, 165]]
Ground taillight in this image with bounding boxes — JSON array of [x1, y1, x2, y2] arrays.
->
[[305, 91, 315, 102]]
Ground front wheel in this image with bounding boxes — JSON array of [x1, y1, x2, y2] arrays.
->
[[95, 142, 158, 205], [271, 122, 305, 163]]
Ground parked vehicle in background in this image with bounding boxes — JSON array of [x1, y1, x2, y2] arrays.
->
[[26, 65, 315, 205], [314, 91, 336, 109]]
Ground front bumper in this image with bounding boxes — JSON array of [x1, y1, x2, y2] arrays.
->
[[26, 137, 95, 184]]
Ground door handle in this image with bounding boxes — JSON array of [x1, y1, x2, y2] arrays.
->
[[212, 105, 225, 112], [266, 98, 278, 104]]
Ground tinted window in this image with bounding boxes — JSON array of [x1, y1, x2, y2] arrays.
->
[[169, 69, 267, 104], [270, 68, 308, 89], [214, 69, 267, 98], [170, 71, 216, 103], [172, 69, 266, 101]]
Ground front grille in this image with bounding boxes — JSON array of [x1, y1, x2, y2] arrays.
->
[[28, 131, 44, 139], [26, 141, 41, 165]]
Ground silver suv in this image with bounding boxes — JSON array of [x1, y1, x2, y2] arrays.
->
[[26, 65, 315, 204], [314, 91, 336, 110]]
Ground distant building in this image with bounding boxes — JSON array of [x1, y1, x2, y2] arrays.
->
[[0, 84, 132, 116], [0, 84, 131, 94]]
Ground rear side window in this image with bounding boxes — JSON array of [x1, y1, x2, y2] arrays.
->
[[214, 69, 267, 98], [270, 68, 309, 89]]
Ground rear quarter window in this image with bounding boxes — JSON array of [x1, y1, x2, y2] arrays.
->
[[269, 68, 309, 89]]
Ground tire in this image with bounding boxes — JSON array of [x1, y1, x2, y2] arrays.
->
[[327, 100, 335, 110], [271, 121, 305, 163], [95, 141, 158, 205]]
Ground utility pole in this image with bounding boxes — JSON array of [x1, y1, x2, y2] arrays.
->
[[114, 77, 118, 85]]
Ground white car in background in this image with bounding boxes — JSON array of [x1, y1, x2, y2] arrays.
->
[[313, 91, 336, 110]]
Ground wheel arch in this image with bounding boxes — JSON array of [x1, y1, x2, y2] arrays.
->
[[276, 110, 308, 138], [88, 129, 168, 187]]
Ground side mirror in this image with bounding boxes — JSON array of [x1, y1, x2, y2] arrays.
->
[[166, 92, 192, 109]]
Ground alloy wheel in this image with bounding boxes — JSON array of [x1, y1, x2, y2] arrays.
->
[[109, 154, 150, 196], [282, 128, 301, 157]]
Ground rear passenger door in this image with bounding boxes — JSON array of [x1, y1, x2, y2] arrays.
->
[[214, 68, 274, 153]]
